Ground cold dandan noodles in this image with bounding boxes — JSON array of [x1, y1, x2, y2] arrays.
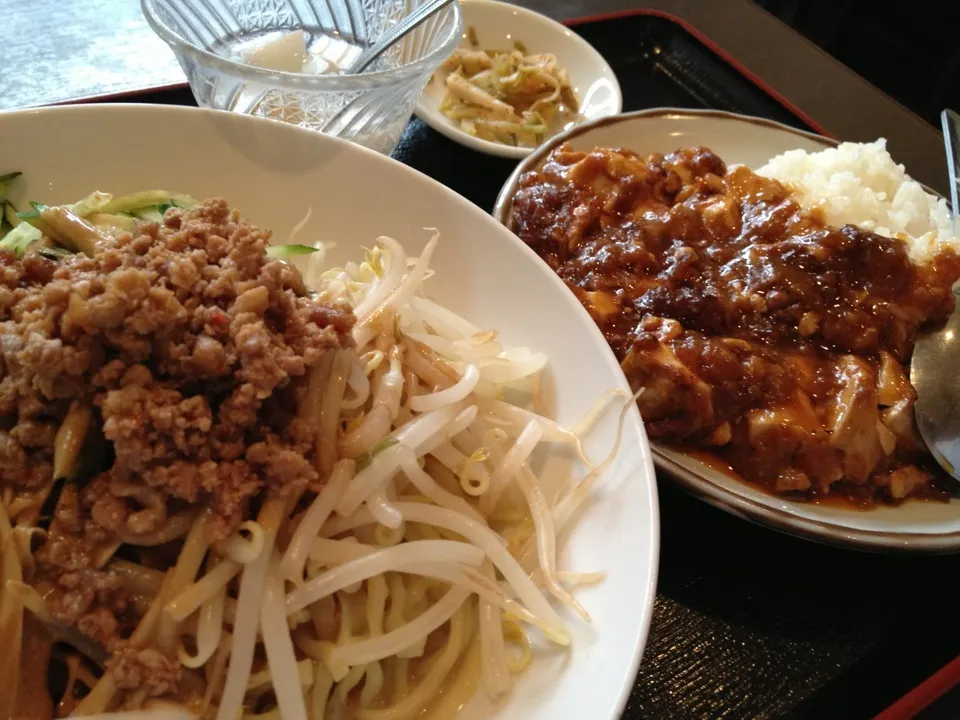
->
[[0, 185, 628, 719]]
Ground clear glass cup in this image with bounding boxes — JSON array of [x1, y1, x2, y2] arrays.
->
[[142, 0, 462, 154]]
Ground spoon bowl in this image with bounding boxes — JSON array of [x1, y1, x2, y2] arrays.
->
[[912, 305, 960, 478], [911, 108, 960, 481]]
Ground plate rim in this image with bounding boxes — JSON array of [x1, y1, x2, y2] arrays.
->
[[492, 106, 960, 554], [492, 107, 837, 221], [0, 101, 662, 715], [413, 0, 624, 159], [654, 448, 960, 554]]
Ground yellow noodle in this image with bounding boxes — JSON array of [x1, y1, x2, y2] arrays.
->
[[166, 557, 241, 622], [9, 525, 39, 577], [311, 661, 335, 720], [404, 576, 432, 618], [201, 633, 232, 712], [5, 483, 52, 523], [7, 581, 54, 623], [128, 576, 172, 647], [109, 559, 164, 596], [360, 661, 385, 707], [179, 578, 226, 669], [17, 615, 53, 720], [337, 591, 356, 644], [246, 658, 314, 694], [310, 594, 338, 642], [62, 654, 102, 714], [294, 629, 326, 661], [354, 601, 472, 720], [53, 398, 93, 480], [396, 576, 430, 660], [385, 574, 407, 633], [155, 513, 210, 655], [329, 663, 367, 715], [502, 617, 533, 673], [0, 502, 24, 719], [119, 509, 199, 547], [94, 542, 121, 569], [366, 574, 388, 637], [300, 352, 334, 424], [70, 673, 117, 717], [318, 349, 353, 476], [72, 573, 175, 715], [390, 657, 409, 705], [422, 637, 481, 720]]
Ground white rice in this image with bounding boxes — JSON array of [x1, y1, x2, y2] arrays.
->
[[757, 138, 958, 265]]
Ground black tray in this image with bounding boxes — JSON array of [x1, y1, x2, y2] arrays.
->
[[93, 9, 960, 720]]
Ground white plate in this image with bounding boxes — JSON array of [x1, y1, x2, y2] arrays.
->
[[0, 103, 659, 717], [415, 0, 622, 159], [494, 107, 960, 553]]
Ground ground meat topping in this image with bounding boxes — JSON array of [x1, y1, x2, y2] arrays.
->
[[107, 647, 182, 697], [0, 199, 355, 666]]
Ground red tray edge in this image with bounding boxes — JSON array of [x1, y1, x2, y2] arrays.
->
[[874, 654, 960, 720]]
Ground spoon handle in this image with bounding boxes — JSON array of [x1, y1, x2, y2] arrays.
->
[[352, 0, 457, 73], [942, 109, 960, 233]]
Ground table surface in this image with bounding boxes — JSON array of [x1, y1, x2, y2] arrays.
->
[[3, 1, 959, 719]]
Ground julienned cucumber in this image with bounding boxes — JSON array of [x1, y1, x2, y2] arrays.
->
[[101, 191, 198, 214], [16, 201, 48, 221], [133, 206, 165, 223], [2, 201, 20, 230], [0, 222, 42, 257], [266, 244, 320, 258]]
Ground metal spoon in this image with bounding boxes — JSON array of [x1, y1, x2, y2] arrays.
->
[[910, 108, 960, 478], [349, 0, 457, 74]]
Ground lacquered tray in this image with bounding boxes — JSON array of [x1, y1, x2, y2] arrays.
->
[[83, 9, 960, 719]]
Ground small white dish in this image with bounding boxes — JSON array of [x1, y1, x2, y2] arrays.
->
[[415, 0, 622, 159], [495, 108, 960, 553], [0, 103, 658, 718]]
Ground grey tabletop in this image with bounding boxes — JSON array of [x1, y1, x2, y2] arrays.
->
[[0, 0, 947, 193]]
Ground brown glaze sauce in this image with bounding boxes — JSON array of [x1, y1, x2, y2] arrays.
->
[[511, 144, 960, 504], [664, 445, 951, 509]]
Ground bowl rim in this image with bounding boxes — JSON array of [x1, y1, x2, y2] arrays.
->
[[0, 100, 662, 713], [141, 0, 464, 90]]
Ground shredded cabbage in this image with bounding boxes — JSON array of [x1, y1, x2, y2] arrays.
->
[[435, 44, 580, 148]]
